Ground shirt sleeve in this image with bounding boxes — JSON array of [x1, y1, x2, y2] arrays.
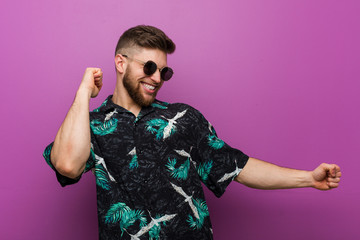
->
[[188, 107, 249, 198], [42, 127, 99, 187]]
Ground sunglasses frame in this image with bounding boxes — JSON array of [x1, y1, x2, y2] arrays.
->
[[121, 54, 173, 81]]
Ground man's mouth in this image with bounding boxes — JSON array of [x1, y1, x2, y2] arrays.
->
[[141, 82, 157, 93]]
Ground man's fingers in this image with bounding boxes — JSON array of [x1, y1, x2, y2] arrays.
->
[[88, 67, 102, 78], [90, 67, 101, 73], [96, 82, 103, 89], [322, 163, 341, 178], [94, 72, 103, 79], [327, 182, 339, 188], [94, 70, 103, 87], [327, 177, 341, 183]]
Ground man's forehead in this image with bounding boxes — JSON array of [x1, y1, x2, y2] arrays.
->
[[134, 48, 168, 64]]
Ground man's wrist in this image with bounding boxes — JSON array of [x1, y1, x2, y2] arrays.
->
[[76, 86, 93, 100], [305, 170, 316, 188]]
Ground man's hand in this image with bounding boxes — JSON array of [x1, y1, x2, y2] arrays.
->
[[79, 68, 103, 98], [312, 163, 341, 190]]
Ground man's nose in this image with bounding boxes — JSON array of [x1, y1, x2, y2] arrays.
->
[[150, 69, 162, 83]]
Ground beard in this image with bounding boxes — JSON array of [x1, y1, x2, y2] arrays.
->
[[123, 68, 158, 107]]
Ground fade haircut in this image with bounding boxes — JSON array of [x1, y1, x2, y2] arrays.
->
[[115, 25, 176, 56]]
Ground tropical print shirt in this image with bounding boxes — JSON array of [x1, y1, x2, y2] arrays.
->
[[43, 95, 249, 240]]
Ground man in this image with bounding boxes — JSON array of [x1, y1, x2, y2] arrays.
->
[[43, 25, 341, 240]]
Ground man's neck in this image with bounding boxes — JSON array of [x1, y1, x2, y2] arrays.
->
[[112, 88, 141, 117]]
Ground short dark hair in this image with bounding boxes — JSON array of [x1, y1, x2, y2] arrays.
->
[[115, 25, 176, 56]]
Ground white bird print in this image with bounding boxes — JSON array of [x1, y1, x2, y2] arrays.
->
[[174, 147, 196, 167], [128, 147, 136, 156], [174, 148, 191, 158], [170, 182, 200, 219], [128, 213, 177, 240], [161, 109, 188, 139], [92, 143, 116, 182], [217, 159, 242, 183], [208, 122, 213, 133], [104, 109, 117, 121]]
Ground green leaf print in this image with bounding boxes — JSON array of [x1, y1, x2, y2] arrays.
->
[[151, 103, 168, 109], [94, 165, 111, 190], [105, 202, 147, 236], [90, 118, 118, 136], [105, 202, 130, 224], [129, 155, 138, 169], [166, 158, 190, 180], [149, 214, 167, 240], [197, 160, 213, 182], [145, 118, 169, 140], [207, 134, 225, 149], [43, 144, 55, 170], [186, 198, 209, 230]]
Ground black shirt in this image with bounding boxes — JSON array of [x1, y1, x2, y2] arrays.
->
[[43, 95, 249, 240]]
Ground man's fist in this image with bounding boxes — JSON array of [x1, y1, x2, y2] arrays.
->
[[312, 163, 341, 190], [79, 68, 103, 98]]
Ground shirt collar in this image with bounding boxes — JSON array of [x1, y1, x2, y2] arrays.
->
[[95, 95, 169, 117]]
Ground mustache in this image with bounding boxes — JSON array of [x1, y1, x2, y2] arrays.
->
[[140, 79, 162, 87]]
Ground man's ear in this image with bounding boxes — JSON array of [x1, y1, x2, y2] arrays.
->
[[115, 54, 126, 73]]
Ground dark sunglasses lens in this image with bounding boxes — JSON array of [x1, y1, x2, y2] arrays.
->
[[161, 67, 173, 81], [143, 61, 157, 75]]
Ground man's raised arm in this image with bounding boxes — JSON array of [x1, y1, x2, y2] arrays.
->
[[50, 68, 103, 179], [235, 158, 341, 190]]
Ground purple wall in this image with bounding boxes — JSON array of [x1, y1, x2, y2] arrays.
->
[[1, 0, 359, 239]]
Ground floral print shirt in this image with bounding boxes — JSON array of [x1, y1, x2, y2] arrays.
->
[[43, 95, 249, 240]]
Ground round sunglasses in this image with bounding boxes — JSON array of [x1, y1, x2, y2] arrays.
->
[[122, 54, 174, 81]]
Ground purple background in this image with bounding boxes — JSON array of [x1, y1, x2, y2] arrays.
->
[[1, 0, 359, 239]]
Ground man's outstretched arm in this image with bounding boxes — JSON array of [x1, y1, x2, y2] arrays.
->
[[235, 158, 341, 190], [50, 68, 103, 179]]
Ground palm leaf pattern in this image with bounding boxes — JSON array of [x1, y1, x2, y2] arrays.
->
[[90, 118, 118, 136], [128, 147, 138, 169], [166, 158, 190, 180], [186, 198, 209, 230], [43, 144, 55, 170], [94, 165, 111, 190], [119, 209, 147, 234], [151, 103, 168, 109], [145, 119, 169, 140], [197, 160, 213, 182], [149, 224, 161, 240], [105, 202, 129, 224], [105, 202, 147, 236], [207, 134, 225, 149], [129, 155, 138, 169], [83, 148, 96, 172], [149, 214, 167, 240]]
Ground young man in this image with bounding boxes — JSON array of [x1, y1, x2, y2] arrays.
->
[[43, 25, 341, 240]]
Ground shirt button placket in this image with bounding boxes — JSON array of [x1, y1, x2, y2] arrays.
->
[[133, 117, 143, 164], [133, 116, 151, 208]]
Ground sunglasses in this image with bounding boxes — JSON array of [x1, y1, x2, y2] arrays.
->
[[122, 54, 174, 81]]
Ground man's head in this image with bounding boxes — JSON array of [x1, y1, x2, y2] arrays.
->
[[114, 25, 176, 107], [115, 25, 176, 56]]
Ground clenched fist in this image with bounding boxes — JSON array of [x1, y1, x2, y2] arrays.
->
[[79, 68, 103, 98], [312, 163, 341, 190]]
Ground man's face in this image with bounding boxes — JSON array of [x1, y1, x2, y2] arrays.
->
[[122, 48, 167, 107]]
